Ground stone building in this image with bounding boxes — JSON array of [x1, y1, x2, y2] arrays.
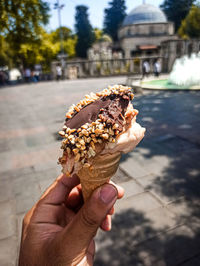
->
[[118, 3, 177, 58], [51, 2, 200, 78]]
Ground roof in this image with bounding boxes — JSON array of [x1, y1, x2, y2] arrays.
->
[[139, 45, 158, 50], [122, 4, 167, 26]]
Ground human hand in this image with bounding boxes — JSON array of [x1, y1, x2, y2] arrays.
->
[[19, 174, 124, 266]]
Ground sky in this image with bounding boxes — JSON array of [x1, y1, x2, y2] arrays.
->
[[48, 0, 164, 32]]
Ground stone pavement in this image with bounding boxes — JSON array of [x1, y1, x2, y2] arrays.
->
[[0, 78, 200, 266]]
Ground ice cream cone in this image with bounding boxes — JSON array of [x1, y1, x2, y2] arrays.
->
[[78, 152, 121, 201], [58, 85, 146, 202]]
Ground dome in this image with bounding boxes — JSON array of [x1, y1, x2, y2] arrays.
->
[[122, 4, 167, 26]]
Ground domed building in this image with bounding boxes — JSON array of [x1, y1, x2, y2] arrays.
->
[[118, 3, 177, 58]]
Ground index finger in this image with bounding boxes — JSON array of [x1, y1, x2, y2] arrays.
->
[[40, 174, 80, 205]]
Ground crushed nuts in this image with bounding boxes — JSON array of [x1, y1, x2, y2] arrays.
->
[[59, 85, 134, 163]]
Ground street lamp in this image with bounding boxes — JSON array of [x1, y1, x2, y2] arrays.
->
[[54, 0, 65, 56]]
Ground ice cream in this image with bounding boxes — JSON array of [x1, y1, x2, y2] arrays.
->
[[58, 85, 145, 201]]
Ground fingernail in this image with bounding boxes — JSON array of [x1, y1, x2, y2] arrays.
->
[[100, 184, 117, 204]]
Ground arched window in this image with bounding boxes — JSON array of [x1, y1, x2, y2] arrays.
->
[[127, 28, 131, 36], [149, 25, 154, 35]]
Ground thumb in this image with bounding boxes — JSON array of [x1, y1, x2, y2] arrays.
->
[[60, 184, 117, 260]]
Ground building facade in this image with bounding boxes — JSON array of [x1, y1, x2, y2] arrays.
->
[[118, 3, 177, 58], [51, 3, 200, 78]]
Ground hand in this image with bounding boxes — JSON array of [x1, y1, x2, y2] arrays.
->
[[19, 174, 124, 266]]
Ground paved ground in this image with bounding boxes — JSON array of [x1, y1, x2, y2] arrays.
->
[[0, 77, 200, 266]]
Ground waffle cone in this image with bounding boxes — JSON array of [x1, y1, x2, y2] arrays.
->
[[78, 152, 121, 201]]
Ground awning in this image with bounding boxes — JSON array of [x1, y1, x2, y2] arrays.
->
[[139, 45, 158, 50]]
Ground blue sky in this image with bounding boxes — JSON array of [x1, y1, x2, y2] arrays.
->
[[48, 0, 164, 31]]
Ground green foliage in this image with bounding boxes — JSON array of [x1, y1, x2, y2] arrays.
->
[[0, 1, 77, 70], [75, 5, 95, 58], [160, 0, 195, 32], [103, 0, 126, 42], [17, 27, 77, 70], [50, 27, 77, 58], [99, 34, 112, 43], [18, 28, 57, 69], [93, 28, 112, 43], [0, 36, 13, 67], [94, 28, 103, 41], [0, 0, 50, 66], [178, 4, 200, 38], [63, 37, 77, 58], [51, 27, 73, 43]]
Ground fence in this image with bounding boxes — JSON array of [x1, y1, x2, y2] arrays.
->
[[51, 56, 163, 80]]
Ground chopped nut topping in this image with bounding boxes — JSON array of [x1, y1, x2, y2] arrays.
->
[[76, 143, 81, 148], [81, 124, 88, 129], [74, 106, 80, 112], [102, 133, 109, 140], [59, 85, 134, 163], [93, 138, 98, 143], [82, 129, 89, 136], [69, 129, 76, 134], [72, 148, 79, 154], [59, 131, 65, 136], [109, 128, 114, 135], [95, 128, 103, 135], [86, 137, 91, 143], [79, 139, 85, 145], [80, 145, 86, 151], [66, 113, 72, 119], [68, 135, 74, 141], [113, 123, 119, 130]]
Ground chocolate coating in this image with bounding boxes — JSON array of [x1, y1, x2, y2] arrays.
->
[[65, 94, 130, 130]]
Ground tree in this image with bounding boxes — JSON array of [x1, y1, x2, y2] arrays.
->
[[75, 5, 95, 58], [94, 28, 104, 42], [178, 4, 200, 38], [160, 0, 195, 32], [17, 28, 57, 71], [0, 36, 13, 67], [103, 0, 126, 42], [17, 27, 77, 71], [0, 0, 50, 66], [50, 27, 77, 58], [51, 27, 73, 44]]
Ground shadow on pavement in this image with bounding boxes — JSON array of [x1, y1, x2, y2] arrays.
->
[[95, 91, 200, 265], [95, 209, 200, 266]]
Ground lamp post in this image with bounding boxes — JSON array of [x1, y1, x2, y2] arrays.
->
[[54, 0, 67, 75], [54, 0, 65, 58]]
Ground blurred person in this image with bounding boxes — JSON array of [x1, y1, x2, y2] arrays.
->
[[154, 59, 161, 77], [18, 173, 124, 266], [24, 68, 31, 83], [142, 60, 150, 78], [31, 70, 36, 82], [0, 70, 7, 85], [56, 64, 62, 81], [34, 70, 40, 82]]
